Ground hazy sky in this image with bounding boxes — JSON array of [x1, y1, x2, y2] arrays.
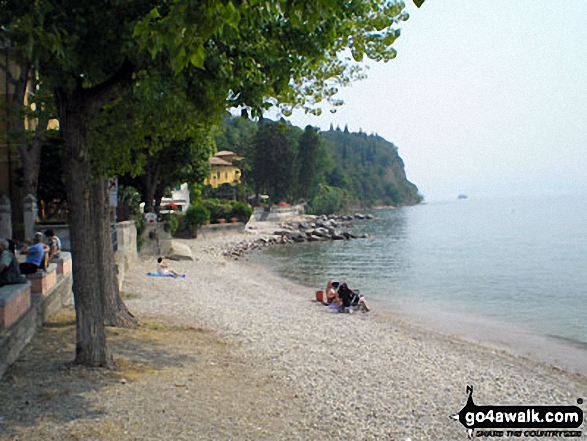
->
[[284, 0, 587, 201]]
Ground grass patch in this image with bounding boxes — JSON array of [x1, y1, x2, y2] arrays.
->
[[121, 291, 141, 299]]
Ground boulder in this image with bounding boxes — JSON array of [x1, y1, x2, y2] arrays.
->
[[167, 241, 194, 261], [289, 232, 306, 242], [313, 227, 331, 238]]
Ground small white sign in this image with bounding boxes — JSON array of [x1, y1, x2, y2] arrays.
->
[[108, 177, 118, 207]]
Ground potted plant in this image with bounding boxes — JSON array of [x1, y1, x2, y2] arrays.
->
[[185, 203, 211, 236]]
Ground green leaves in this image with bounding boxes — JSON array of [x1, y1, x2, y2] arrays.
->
[[413, 0, 426, 8]]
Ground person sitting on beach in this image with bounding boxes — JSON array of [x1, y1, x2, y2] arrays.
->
[[0, 238, 26, 287], [337, 282, 370, 313], [156, 257, 183, 277], [325, 281, 340, 305], [44, 229, 61, 261], [19, 233, 49, 274]]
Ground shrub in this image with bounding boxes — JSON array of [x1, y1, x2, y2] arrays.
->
[[201, 199, 231, 223], [164, 213, 179, 235], [307, 187, 345, 215], [185, 204, 211, 227], [130, 213, 145, 251], [229, 201, 253, 223]]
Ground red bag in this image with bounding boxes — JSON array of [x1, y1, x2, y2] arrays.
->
[[315, 290, 324, 302]]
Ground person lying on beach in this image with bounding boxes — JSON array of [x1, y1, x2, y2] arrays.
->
[[156, 257, 184, 277]]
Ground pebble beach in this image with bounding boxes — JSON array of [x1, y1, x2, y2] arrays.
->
[[123, 223, 587, 439], [1, 221, 586, 440]]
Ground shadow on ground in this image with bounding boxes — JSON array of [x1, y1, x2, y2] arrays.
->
[[0, 309, 205, 436]]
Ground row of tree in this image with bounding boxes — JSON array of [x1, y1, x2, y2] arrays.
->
[[1, 0, 425, 367], [215, 116, 422, 211]]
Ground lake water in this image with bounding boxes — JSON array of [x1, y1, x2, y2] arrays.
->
[[253, 195, 587, 374]]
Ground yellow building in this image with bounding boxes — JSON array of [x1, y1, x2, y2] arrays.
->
[[204, 151, 243, 188]]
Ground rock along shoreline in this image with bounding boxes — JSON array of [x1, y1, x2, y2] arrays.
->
[[222, 212, 374, 259]]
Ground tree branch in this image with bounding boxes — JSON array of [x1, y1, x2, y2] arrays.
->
[[0, 61, 18, 86], [83, 59, 135, 115]]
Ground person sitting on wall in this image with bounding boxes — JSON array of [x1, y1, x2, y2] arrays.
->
[[44, 229, 61, 261], [19, 232, 49, 274], [0, 238, 26, 287]]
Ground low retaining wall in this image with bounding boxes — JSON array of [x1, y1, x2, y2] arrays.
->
[[35, 222, 137, 290], [139, 223, 173, 258], [252, 204, 305, 222], [113, 221, 138, 290], [54, 252, 72, 276], [0, 272, 73, 377], [26, 263, 58, 296], [0, 283, 31, 329], [196, 223, 244, 238]]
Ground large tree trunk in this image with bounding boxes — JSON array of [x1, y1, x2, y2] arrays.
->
[[93, 179, 138, 328], [55, 60, 135, 366], [20, 121, 46, 198], [154, 184, 165, 214], [141, 160, 160, 213], [58, 89, 112, 367]]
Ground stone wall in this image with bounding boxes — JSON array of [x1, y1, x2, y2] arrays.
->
[[252, 204, 305, 222], [36, 274, 73, 323], [0, 220, 137, 377], [113, 221, 138, 290], [196, 223, 244, 239], [139, 223, 173, 258], [0, 273, 73, 377], [36, 221, 138, 289]]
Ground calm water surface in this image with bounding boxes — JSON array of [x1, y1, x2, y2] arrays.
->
[[253, 195, 587, 373]]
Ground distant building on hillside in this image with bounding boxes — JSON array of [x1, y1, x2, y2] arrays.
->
[[204, 151, 243, 189]]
